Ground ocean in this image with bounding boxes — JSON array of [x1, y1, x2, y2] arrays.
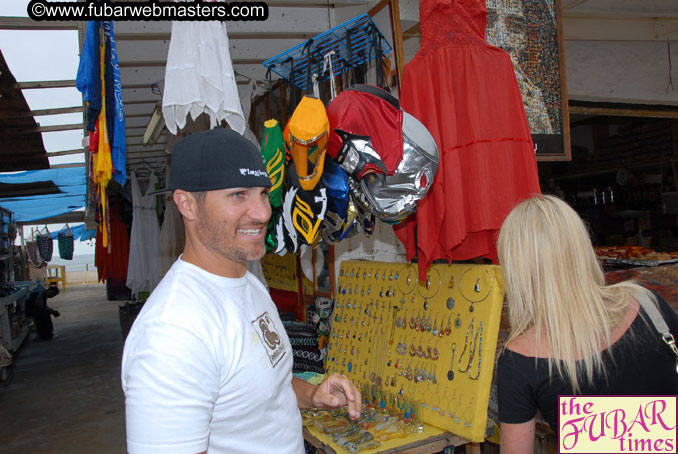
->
[[49, 253, 96, 272]]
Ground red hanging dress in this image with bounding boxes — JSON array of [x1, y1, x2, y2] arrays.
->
[[394, 0, 541, 280]]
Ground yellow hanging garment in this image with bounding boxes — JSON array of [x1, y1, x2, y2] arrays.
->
[[95, 29, 113, 247]]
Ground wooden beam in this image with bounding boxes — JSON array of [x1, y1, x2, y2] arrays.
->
[[0, 106, 83, 120], [563, 16, 678, 41], [16, 80, 76, 89], [3, 123, 84, 134], [0, 16, 79, 30], [569, 105, 678, 119], [368, 0, 390, 16], [390, 0, 405, 93], [47, 149, 84, 157], [125, 113, 153, 118], [402, 22, 420, 40], [115, 31, 315, 41], [124, 99, 161, 105], [50, 163, 85, 169]]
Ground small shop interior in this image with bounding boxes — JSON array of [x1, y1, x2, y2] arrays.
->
[[1, 1, 677, 453]]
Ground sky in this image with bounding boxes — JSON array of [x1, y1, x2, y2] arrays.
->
[[1, 0, 94, 260]]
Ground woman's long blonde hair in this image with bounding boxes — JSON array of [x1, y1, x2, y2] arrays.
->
[[497, 194, 652, 392]]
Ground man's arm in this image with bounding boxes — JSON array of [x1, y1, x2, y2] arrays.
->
[[291, 373, 362, 419]]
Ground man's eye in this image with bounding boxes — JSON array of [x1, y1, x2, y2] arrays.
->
[[232, 192, 245, 199]]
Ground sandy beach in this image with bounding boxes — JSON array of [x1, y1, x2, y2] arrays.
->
[[65, 269, 100, 285]]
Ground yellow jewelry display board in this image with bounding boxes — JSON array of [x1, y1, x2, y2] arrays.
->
[[260, 252, 298, 292], [326, 261, 505, 442]]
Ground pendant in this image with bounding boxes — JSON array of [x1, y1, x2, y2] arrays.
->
[[447, 297, 455, 310], [455, 314, 462, 328]]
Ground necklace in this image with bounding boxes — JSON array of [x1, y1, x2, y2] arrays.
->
[[457, 318, 474, 373], [417, 267, 441, 310], [468, 322, 484, 380], [459, 267, 494, 313], [463, 397, 475, 428], [396, 265, 416, 309]]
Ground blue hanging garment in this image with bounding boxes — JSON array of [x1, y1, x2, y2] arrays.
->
[[103, 21, 127, 186]]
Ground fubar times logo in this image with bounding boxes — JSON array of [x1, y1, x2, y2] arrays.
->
[[559, 396, 677, 453]]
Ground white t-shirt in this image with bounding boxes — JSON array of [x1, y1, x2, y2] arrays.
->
[[121, 258, 303, 454]]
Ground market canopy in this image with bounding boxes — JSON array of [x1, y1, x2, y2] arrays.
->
[[0, 167, 87, 223], [48, 223, 96, 242]]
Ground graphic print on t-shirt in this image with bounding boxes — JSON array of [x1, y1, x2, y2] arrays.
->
[[253, 312, 286, 367]]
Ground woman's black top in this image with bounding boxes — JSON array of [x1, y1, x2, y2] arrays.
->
[[497, 293, 678, 430]]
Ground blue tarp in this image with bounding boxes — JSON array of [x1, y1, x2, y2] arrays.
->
[[0, 168, 87, 223], [48, 223, 96, 242]]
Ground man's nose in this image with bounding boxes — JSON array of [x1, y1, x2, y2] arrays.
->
[[249, 192, 272, 223]]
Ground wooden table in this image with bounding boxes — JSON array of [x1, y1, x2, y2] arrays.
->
[[303, 424, 480, 454]]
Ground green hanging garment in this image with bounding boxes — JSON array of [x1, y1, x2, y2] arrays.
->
[[260, 119, 286, 208]]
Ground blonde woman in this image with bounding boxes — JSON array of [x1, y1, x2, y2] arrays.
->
[[496, 195, 678, 453]]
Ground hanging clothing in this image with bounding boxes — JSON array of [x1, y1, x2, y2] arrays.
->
[[96, 198, 130, 283], [76, 20, 127, 186], [102, 21, 127, 187], [158, 196, 185, 278], [162, 21, 245, 135], [95, 29, 113, 248], [75, 21, 102, 132], [238, 79, 259, 147], [126, 172, 162, 298], [393, 0, 541, 280]]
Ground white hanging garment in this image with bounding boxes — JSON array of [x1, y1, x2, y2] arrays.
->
[[158, 196, 185, 277], [238, 79, 259, 147], [127, 171, 162, 298], [162, 20, 245, 135]]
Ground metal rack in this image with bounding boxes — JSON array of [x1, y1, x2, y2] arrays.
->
[[0, 206, 14, 284], [263, 14, 392, 91], [0, 282, 35, 353]]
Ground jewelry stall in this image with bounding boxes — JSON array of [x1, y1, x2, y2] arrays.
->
[[300, 261, 504, 453]]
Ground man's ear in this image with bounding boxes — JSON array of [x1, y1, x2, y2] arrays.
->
[[173, 190, 198, 221]]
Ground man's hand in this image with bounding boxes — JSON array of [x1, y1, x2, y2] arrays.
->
[[292, 374, 362, 419], [310, 373, 362, 420]]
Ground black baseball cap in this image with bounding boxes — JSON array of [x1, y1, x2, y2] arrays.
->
[[151, 127, 272, 194]]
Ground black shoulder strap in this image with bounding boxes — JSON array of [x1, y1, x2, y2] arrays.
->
[[350, 84, 400, 111]]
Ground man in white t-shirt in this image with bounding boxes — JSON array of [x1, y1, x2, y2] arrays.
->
[[121, 127, 361, 454]]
